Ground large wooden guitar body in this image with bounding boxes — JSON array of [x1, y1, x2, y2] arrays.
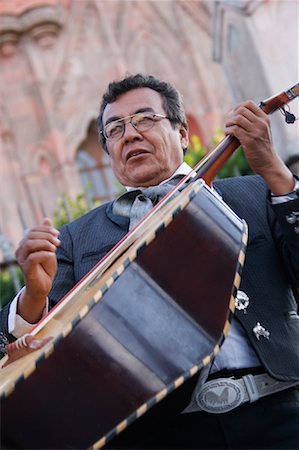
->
[[1, 181, 247, 449]]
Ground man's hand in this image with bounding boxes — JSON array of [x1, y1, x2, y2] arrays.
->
[[224, 100, 295, 195], [15, 218, 60, 324]]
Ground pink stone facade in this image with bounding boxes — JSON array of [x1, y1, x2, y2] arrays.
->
[[0, 0, 298, 259]]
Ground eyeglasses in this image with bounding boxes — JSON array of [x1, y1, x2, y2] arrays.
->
[[101, 112, 170, 141]]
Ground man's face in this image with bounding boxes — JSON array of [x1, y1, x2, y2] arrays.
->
[[102, 87, 188, 187]]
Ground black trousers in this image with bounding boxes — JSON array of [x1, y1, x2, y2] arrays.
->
[[158, 386, 299, 449]]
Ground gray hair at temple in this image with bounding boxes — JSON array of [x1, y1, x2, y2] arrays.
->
[[97, 73, 188, 154]]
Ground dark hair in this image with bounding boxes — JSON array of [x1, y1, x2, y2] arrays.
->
[[96, 73, 188, 153]]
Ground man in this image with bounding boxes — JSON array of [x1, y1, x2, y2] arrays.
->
[[1, 74, 299, 449]]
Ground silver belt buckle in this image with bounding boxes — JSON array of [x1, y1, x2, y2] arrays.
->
[[195, 378, 246, 414]]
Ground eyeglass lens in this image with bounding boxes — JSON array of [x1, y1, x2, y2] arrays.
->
[[104, 113, 165, 140]]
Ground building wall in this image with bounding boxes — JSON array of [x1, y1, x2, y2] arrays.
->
[[214, 0, 298, 159], [0, 0, 298, 255]]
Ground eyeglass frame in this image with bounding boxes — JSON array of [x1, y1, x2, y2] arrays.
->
[[100, 111, 171, 142]]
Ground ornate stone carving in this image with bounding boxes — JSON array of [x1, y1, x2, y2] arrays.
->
[[0, 3, 63, 52]]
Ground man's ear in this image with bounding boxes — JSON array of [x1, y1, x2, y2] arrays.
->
[[179, 124, 189, 150]]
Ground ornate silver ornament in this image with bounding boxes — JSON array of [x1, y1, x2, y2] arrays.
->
[[286, 211, 299, 224], [235, 290, 250, 313], [253, 322, 270, 340]]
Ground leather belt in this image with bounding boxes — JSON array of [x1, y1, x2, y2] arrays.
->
[[192, 373, 298, 414]]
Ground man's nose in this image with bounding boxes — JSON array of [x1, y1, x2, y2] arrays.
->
[[123, 121, 142, 142]]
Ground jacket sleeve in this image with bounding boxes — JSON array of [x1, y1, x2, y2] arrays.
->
[[0, 304, 13, 349], [48, 223, 77, 305]]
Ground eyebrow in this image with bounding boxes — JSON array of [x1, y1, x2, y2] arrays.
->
[[103, 107, 155, 127]]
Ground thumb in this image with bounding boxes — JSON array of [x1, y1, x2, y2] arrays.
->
[[41, 217, 53, 227]]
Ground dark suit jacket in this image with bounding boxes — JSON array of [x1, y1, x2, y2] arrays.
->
[[1, 176, 299, 380]]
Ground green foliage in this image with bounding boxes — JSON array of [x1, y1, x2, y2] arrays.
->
[[184, 134, 207, 168], [184, 129, 253, 179], [0, 267, 24, 309], [53, 192, 100, 228]]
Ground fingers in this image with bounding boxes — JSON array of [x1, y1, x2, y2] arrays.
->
[[224, 100, 274, 160], [16, 237, 59, 264], [16, 218, 60, 265], [223, 100, 280, 179], [22, 251, 58, 277], [22, 228, 60, 247], [224, 100, 269, 137], [227, 100, 266, 121], [24, 217, 60, 239], [14, 219, 60, 314]]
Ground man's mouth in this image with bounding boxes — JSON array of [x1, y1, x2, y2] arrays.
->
[[126, 150, 149, 161]]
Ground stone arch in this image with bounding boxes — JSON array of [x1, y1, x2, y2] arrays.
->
[[66, 109, 100, 162], [75, 120, 120, 205], [31, 148, 57, 173]]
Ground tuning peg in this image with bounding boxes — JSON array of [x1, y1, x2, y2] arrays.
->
[[284, 110, 296, 124]]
